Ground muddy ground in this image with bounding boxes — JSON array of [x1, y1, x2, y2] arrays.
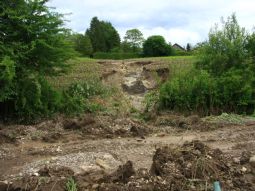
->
[[0, 60, 255, 191]]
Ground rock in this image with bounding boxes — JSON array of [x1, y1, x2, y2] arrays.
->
[[241, 166, 247, 173], [240, 151, 251, 164], [0, 181, 8, 190], [233, 157, 240, 164], [56, 146, 62, 152], [92, 184, 99, 189], [33, 172, 39, 176], [96, 158, 110, 170], [249, 155, 255, 167]]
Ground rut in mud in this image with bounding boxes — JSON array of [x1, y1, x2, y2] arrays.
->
[[0, 60, 255, 191]]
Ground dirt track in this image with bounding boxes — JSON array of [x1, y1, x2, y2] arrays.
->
[[0, 60, 255, 190]]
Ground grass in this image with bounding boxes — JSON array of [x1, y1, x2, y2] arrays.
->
[[49, 57, 102, 89], [66, 178, 77, 191], [202, 113, 255, 125]]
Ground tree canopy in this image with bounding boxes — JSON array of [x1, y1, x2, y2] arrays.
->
[[143, 35, 173, 57], [123, 29, 144, 52], [86, 17, 120, 52], [0, 0, 74, 119], [196, 14, 248, 76]]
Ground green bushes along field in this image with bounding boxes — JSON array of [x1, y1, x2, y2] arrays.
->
[[160, 14, 255, 115]]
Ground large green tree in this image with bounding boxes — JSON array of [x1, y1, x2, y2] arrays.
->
[[143, 35, 172, 57], [0, 0, 74, 119], [86, 17, 120, 52], [123, 29, 144, 52]]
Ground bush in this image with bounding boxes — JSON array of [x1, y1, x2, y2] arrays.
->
[[160, 68, 255, 115], [143, 35, 173, 57], [160, 14, 255, 116], [15, 76, 62, 120], [61, 80, 108, 115], [160, 69, 217, 115], [196, 14, 248, 76], [93, 52, 140, 59]]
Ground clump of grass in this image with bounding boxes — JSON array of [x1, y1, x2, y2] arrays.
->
[[203, 113, 255, 125], [66, 178, 77, 191]]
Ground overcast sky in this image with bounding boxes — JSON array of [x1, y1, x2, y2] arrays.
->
[[48, 0, 255, 46]]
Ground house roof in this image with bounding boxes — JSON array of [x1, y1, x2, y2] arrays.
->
[[172, 43, 186, 51]]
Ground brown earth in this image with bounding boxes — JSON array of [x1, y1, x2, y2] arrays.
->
[[0, 60, 255, 191]]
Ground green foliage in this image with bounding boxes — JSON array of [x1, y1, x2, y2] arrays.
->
[[123, 29, 144, 53], [160, 14, 255, 115], [93, 52, 140, 60], [173, 49, 192, 56], [72, 33, 93, 56], [61, 80, 108, 115], [144, 90, 159, 112], [66, 178, 77, 191], [86, 17, 120, 52], [0, 56, 15, 101], [160, 69, 217, 115], [143, 35, 173, 57], [196, 14, 248, 76], [186, 43, 192, 51], [247, 33, 255, 59], [15, 76, 62, 120], [160, 68, 255, 115], [0, 0, 75, 120], [203, 113, 255, 125]]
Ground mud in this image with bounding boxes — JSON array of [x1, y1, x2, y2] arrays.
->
[[3, 141, 254, 191]]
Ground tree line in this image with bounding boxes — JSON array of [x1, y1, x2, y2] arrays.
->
[[70, 17, 179, 58]]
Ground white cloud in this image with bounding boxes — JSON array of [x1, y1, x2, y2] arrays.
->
[[48, 0, 255, 46]]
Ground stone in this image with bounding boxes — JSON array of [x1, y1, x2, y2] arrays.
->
[[249, 155, 255, 167], [95, 158, 110, 170]]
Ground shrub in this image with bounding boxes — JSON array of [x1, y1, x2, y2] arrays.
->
[[160, 69, 217, 115], [160, 68, 255, 115], [143, 35, 173, 57], [61, 80, 108, 115], [15, 76, 62, 120], [196, 14, 248, 76], [160, 14, 255, 116]]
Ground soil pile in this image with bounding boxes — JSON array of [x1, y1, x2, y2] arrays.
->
[[98, 140, 255, 191], [1, 141, 254, 191]]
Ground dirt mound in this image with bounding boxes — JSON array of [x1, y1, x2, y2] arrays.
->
[[97, 141, 255, 191], [104, 161, 135, 183], [2, 141, 254, 191], [154, 114, 220, 131], [38, 166, 74, 177], [0, 132, 16, 144], [62, 116, 151, 138], [149, 140, 254, 190]]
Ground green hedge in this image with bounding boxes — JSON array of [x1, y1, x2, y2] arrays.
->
[[93, 52, 141, 60], [160, 69, 255, 115]]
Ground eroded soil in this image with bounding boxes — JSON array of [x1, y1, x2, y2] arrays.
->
[[0, 60, 255, 191]]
